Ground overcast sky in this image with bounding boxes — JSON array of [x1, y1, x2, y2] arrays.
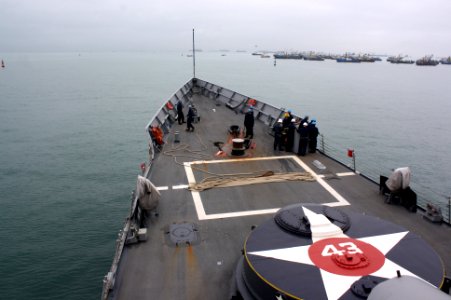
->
[[1, 0, 450, 56]]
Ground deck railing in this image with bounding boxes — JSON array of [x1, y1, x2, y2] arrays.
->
[[318, 134, 451, 224]]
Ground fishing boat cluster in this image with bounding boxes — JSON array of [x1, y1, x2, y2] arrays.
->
[[253, 51, 451, 66]]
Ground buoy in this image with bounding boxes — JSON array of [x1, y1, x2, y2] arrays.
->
[[347, 149, 354, 158], [1, 60, 4, 68], [140, 163, 146, 172]]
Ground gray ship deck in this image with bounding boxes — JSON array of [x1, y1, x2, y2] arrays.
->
[[108, 88, 451, 300]]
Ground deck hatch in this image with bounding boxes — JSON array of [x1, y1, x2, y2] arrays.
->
[[165, 223, 200, 247]]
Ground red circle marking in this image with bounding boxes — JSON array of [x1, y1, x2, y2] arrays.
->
[[308, 237, 385, 276]]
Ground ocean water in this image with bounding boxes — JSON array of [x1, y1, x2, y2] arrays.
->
[[0, 52, 450, 299]]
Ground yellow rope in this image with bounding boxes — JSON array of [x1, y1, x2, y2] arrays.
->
[[188, 171, 315, 192]]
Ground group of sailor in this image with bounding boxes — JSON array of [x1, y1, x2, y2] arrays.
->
[[176, 100, 196, 132], [273, 111, 319, 156], [242, 108, 319, 156]]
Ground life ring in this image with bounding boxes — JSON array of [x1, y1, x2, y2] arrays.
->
[[247, 98, 257, 106], [166, 101, 174, 110]]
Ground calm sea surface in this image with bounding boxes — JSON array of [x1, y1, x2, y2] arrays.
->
[[1, 52, 450, 299]]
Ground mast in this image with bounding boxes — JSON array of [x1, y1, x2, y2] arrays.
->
[[192, 28, 196, 78]]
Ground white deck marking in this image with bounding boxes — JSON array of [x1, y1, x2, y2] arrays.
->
[[189, 155, 296, 165], [318, 172, 356, 178], [291, 156, 350, 207], [172, 184, 189, 189], [336, 172, 355, 177], [200, 208, 279, 220], [156, 186, 168, 191], [184, 155, 351, 220], [184, 162, 207, 219]]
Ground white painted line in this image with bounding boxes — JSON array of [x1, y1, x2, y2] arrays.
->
[[318, 172, 356, 178], [172, 184, 189, 189], [189, 155, 296, 165], [184, 162, 207, 219], [336, 172, 355, 177], [291, 156, 350, 207], [156, 186, 169, 191], [200, 208, 280, 220]]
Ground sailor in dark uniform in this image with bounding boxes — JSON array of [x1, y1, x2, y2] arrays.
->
[[176, 100, 185, 125], [286, 118, 296, 152], [244, 107, 255, 139], [297, 122, 309, 156], [186, 105, 195, 131], [308, 119, 319, 153], [282, 110, 293, 129], [273, 118, 284, 151]]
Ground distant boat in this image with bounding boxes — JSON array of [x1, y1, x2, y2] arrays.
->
[[260, 54, 271, 58], [358, 54, 378, 62], [303, 52, 324, 61], [186, 54, 193, 58], [336, 56, 361, 63], [416, 55, 439, 66], [273, 52, 303, 59], [440, 57, 451, 65], [303, 55, 324, 61], [252, 52, 262, 56], [388, 55, 415, 64]]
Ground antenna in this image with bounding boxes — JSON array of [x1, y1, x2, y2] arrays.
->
[[192, 28, 196, 78]]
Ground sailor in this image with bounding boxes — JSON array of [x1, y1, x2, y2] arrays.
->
[[186, 105, 195, 131], [308, 119, 319, 153], [300, 115, 309, 125], [136, 175, 161, 227], [176, 100, 185, 125], [273, 118, 284, 151], [282, 110, 293, 129], [244, 107, 255, 139], [286, 118, 297, 152], [297, 122, 309, 156]]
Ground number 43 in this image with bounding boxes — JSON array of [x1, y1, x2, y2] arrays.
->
[[321, 242, 363, 256]]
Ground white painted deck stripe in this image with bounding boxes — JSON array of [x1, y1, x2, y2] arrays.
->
[[184, 162, 207, 219], [291, 156, 350, 207], [172, 184, 189, 189], [156, 186, 169, 191], [189, 155, 296, 165], [200, 208, 280, 220], [318, 172, 356, 178], [336, 172, 356, 177]]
